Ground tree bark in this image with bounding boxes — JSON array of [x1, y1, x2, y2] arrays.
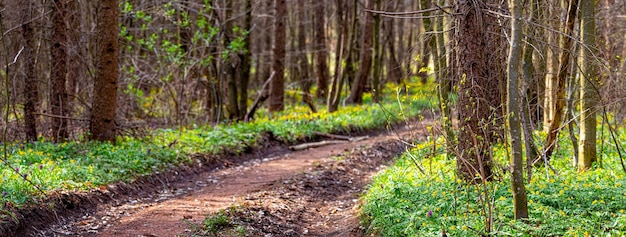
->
[[521, 0, 541, 181], [347, 0, 374, 104], [51, 0, 69, 142], [313, 0, 329, 100], [269, 0, 286, 112], [384, 10, 403, 85], [21, 0, 38, 142], [578, 0, 598, 171], [543, 0, 579, 160], [371, 0, 382, 102], [508, 0, 529, 219], [455, 0, 503, 181], [435, 0, 454, 158], [225, 0, 239, 120], [90, 0, 119, 143], [296, 1, 312, 107]]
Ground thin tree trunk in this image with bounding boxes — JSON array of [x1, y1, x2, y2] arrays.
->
[[508, 0, 529, 219], [578, 0, 598, 171], [237, 0, 253, 120], [347, 0, 374, 104], [371, 0, 382, 102], [313, 0, 328, 99], [67, 0, 80, 117], [521, 0, 541, 180], [419, 0, 433, 83], [543, 0, 560, 132], [327, 0, 345, 113], [269, 0, 286, 112], [384, 12, 402, 85], [435, 0, 454, 158], [543, 0, 579, 160], [90, 0, 119, 143], [297, 1, 312, 108], [225, 0, 239, 120]]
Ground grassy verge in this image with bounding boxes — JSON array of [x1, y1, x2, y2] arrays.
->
[[0, 80, 436, 211], [361, 127, 626, 236]]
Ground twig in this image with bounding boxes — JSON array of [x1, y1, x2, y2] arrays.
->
[[34, 113, 89, 121]]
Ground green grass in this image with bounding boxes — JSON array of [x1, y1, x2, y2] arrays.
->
[[0, 80, 436, 209], [361, 126, 626, 236]]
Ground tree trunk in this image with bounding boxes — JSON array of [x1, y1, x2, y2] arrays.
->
[[371, 0, 382, 102], [313, 0, 329, 100], [435, 0, 454, 158], [269, 0, 286, 112], [578, 0, 598, 171], [225, 0, 239, 120], [51, 0, 69, 142], [384, 11, 402, 85], [296, 0, 312, 107], [90, 0, 119, 143], [238, 0, 252, 119], [455, 0, 502, 181], [542, 0, 560, 132], [347, 0, 374, 104], [419, 0, 433, 83], [543, 0, 579, 160], [521, 0, 541, 181], [508, 0, 529, 219], [21, 1, 38, 142], [327, 0, 345, 113]]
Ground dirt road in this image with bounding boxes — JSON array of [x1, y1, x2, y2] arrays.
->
[[38, 118, 431, 236]]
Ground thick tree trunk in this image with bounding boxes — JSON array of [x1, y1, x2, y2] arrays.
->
[[313, 0, 329, 100], [455, 0, 503, 181], [90, 0, 119, 143], [238, 0, 252, 119], [269, 0, 286, 112], [508, 0, 529, 219], [51, 0, 69, 142], [347, 0, 374, 104], [21, 0, 38, 142], [578, 0, 598, 171]]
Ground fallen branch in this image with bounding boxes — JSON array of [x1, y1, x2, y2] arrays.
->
[[288, 135, 370, 151], [314, 132, 352, 140], [314, 132, 370, 142], [349, 136, 370, 142], [289, 140, 347, 151]]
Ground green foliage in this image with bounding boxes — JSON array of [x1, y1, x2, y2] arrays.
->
[[0, 139, 178, 204], [203, 210, 232, 234], [186, 207, 247, 237], [362, 128, 626, 236]]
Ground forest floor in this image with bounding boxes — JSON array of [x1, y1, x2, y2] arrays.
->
[[32, 115, 432, 237]]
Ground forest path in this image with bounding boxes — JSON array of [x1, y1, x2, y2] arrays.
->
[[47, 116, 432, 237]]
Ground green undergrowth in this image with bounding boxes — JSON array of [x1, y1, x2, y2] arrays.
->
[[0, 80, 436, 211], [362, 126, 626, 236]]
